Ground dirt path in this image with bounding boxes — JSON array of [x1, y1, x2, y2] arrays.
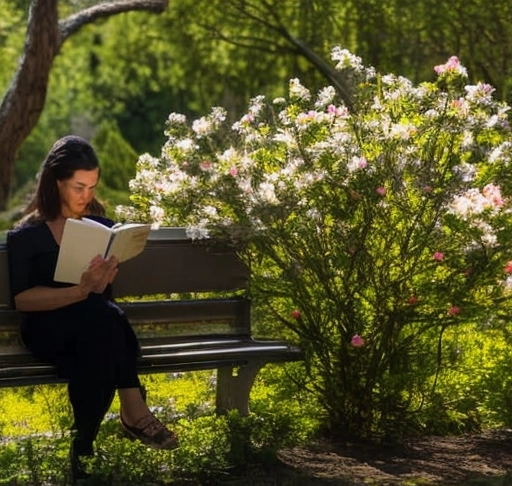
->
[[241, 429, 512, 486]]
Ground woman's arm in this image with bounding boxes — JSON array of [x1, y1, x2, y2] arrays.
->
[[14, 255, 119, 312], [14, 284, 90, 312]]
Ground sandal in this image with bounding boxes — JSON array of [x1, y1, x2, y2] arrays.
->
[[121, 414, 178, 450]]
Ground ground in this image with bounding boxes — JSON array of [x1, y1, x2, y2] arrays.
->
[[228, 429, 512, 486]]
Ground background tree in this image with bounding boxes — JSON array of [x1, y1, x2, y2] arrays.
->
[[7, 0, 512, 207], [0, 0, 169, 210]]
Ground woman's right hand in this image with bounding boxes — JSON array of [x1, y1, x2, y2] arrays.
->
[[79, 255, 119, 295]]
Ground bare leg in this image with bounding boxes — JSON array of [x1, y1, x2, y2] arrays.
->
[[118, 387, 178, 450], [118, 387, 151, 426]]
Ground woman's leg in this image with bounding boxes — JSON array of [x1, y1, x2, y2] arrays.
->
[[67, 299, 141, 452], [118, 387, 150, 425], [118, 386, 178, 450], [68, 380, 116, 455]]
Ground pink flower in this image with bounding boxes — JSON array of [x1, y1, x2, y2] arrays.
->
[[229, 166, 238, 177], [434, 56, 462, 75], [448, 306, 460, 317], [351, 334, 365, 347], [433, 252, 444, 261], [327, 104, 346, 117], [376, 186, 386, 196], [504, 261, 512, 274], [483, 183, 504, 208], [291, 309, 301, 319]]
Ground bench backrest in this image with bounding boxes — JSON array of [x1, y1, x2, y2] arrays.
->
[[0, 227, 248, 305]]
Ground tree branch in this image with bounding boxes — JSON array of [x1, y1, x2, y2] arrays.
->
[[210, 0, 355, 110], [59, 0, 169, 43]]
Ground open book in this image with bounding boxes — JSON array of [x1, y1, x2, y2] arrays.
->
[[53, 218, 152, 284]]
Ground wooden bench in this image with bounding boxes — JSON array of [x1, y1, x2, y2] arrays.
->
[[0, 228, 302, 414]]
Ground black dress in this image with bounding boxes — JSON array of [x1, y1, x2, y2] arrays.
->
[[6, 216, 141, 454]]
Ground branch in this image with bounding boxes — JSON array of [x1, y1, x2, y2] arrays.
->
[[212, 0, 355, 110], [286, 37, 354, 111], [59, 0, 169, 42]]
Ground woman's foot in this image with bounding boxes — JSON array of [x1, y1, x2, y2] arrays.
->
[[70, 442, 92, 484], [120, 414, 178, 450]]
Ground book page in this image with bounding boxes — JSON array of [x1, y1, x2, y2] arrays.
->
[[106, 223, 151, 263], [54, 218, 112, 284]]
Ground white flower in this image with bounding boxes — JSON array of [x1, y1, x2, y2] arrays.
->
[[347, 156, 368, 173], [489, 141, 512, 164], [247, 95, 266, 116], [475, 220, 498, 247], [137, 153, 160, 169], [218, 147, 239, 164], [331, 47, 365, 72], [503, 275, 512, 292], [210, 106, 227, 125], [389, 122, 417, 140], [464, 82, 495, 104], [257, 182, 279, 204], [175, 138, 196, 152], [149, 205, 165, 226], [460, 131, 474, 149], [192, 117, 212, 136], [289, 78, 311, 101], [452, 163, 476, 183], [186, 225, 209, 239], [273, 129, 297, 148], [315, 86, 336, 108], [167, 112, 187, 125], [449, 189, 487, 219], [202, 205, 218, 218]]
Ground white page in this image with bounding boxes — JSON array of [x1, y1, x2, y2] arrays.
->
[[107, 223, 151, 262], [53, 218, 112, 284]]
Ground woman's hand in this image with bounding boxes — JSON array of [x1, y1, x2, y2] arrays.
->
[[79, 255, 119, 295]]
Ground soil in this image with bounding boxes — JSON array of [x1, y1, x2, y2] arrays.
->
[[232, 429, 512, 486]]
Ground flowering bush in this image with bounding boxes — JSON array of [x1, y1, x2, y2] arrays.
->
[[118, 48, 512, 439]]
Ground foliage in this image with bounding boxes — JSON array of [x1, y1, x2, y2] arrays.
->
[[7, 0, 512, 196], [0, 367, 314, 484], [119, 49, 512, 440], [0, 3, 25, 94], [92, 120, 139, 191]]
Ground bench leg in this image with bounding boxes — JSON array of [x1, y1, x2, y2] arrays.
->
[[216, 360, 266, 415]]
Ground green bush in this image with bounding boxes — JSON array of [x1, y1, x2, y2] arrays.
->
[[93, 121, 139, 191], [120, 48, 512, 441], [0, 367, 313, 484]]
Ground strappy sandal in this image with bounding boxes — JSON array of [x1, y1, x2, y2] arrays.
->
[[121, 414, 178, 450]]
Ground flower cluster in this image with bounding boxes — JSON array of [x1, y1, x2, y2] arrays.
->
[[118, 48, 512, 344]]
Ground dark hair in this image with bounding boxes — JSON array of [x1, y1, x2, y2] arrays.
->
[[21, 135, 105, 223]]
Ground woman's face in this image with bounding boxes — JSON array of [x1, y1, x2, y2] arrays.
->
[[57, 168, 99, 218]]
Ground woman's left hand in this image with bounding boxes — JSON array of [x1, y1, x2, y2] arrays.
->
[[82, 255, 119, 293]]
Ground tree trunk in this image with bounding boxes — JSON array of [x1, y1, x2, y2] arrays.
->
[[0, 0, 169, 211], [0, 0, 59, 211]]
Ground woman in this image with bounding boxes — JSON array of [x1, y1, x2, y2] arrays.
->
[[7, 136, 177, 483]]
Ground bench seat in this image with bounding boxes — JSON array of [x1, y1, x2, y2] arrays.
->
[[0, 336, 301, 382]]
